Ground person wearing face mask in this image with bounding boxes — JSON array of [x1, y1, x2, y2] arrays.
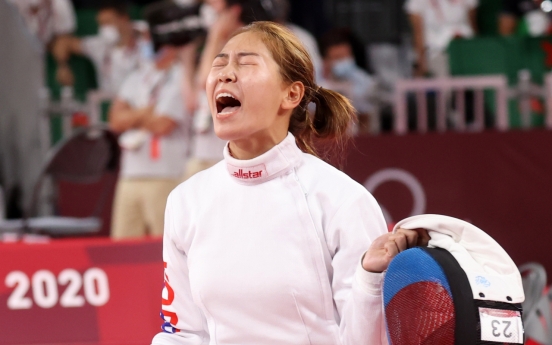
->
[[8, 0, 76, 48], [152, 21, 429, 345], [52, 1, 152, 95], [320, 28, 377, 133], [108, 40, 192, 239]]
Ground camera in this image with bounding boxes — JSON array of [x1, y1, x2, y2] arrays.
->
[[144, 1, 207, 52]]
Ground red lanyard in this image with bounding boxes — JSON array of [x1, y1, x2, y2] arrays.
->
[[146, 69, 171, 161]]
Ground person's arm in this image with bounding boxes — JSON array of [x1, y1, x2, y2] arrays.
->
[[180, 41, 200, 115], [409, 13, 428, 77], [330, 190, 429, 344], [108, 98, 152, 134], [151, 190, 209, 345], [327, 190, 389, 344], [142, 116, 178, 137], [196, 5, 242, 89], [109, 98, 177, 136], [51, 35, 85, 85]]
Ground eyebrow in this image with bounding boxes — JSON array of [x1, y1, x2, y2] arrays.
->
[[214, 52, 260, 59]]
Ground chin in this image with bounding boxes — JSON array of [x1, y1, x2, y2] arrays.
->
[[213, 123, 242, 142]]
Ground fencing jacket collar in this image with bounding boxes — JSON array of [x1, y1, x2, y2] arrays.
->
[[223, 132, 302, 185], [393, 214, 525, 304]]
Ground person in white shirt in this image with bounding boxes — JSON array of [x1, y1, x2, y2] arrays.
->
[[405, 0, 478, 77], [52, 2, 151, 95], [152, 21, 429, 345], [8, 0, 76, 47], [108, 42, 191, 239]]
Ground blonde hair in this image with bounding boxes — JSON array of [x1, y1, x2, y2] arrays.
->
[[231, 21, 356, 161]]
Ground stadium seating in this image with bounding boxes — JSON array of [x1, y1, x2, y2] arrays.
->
[[448, 36, 550, 127]]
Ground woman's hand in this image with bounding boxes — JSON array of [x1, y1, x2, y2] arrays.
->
[[362, 228, 430, 273]]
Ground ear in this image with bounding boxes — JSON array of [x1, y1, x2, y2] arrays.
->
[[281, 81, 305, 112]]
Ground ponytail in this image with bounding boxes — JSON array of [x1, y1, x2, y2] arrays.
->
[[290, 86, 357, 163]]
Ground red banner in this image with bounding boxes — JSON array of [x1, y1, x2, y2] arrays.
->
[[2, 129, 551, 345], [0, 237, 163, 345], [345, 129, 552, 275]]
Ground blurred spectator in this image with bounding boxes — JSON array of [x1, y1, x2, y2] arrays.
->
[[406, 0, 478, 77], [8, 0, 76, 48], [108, 43, 191, 239], [499, 0, 550, 36], [181, 0, 244, 180], [320, 28, 378, 133], [273, 0, 324, 82], [52, 2, 151, 95]]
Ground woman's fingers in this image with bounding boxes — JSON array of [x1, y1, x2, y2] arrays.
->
[[389, 233, 408, 252], [384, 239, 400, 258], [395, 229, 418, 248], [395, 228, 431, 247], [414, 228, 431, 246], [362, 228, 431, 273]]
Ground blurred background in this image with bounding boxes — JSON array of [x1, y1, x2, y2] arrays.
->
[[0, 0, 551, 344]]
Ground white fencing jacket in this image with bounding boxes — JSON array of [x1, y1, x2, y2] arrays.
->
[[151, 133, 389, 345]]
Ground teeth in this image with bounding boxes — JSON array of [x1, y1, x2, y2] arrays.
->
[[216, 92, 235, 100]]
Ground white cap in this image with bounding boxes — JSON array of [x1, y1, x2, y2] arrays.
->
[[393, 214, 525, 304]]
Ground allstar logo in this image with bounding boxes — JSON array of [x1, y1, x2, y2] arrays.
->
[[233, 169, 263, 179]]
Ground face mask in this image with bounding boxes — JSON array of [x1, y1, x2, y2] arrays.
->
[[99, 25, 120, 45], [332, 57, 357, 79], [138, 40, 155, 61]]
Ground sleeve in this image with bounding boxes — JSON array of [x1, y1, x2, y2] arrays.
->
[[151, 191, 209, 345], [326, 190, 389, 345], [52, 0, 76, 35], [80, 36, 108, 68], [117, 71, 140, 105], [404, 0, 424, 14], [465, 0, 479, 9], [155, 69, 186, 122]]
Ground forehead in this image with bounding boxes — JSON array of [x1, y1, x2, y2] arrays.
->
[[327, 43, 352, 57], [222, 32, 271, 56], [97, 9, 121, 21]]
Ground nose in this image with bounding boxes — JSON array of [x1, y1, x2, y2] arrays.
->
[[218, 66, 237, 83]]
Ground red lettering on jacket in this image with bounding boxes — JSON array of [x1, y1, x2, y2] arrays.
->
[[232, 169, 263, 179]]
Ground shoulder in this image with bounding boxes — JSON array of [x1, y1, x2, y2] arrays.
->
[[299, 154, 387, 237], [299, 153, 372, 202], [404, 0, 426, 13]]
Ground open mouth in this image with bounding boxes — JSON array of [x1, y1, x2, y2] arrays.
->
[[216, 93, 242, 115]]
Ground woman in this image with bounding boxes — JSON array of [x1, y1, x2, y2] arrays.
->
[[152, 21, 427, 345]]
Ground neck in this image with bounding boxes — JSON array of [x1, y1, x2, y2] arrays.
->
[[118, 25, 135, 48], [156, 57, 176, 70], [229, 130, 288, 160]]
